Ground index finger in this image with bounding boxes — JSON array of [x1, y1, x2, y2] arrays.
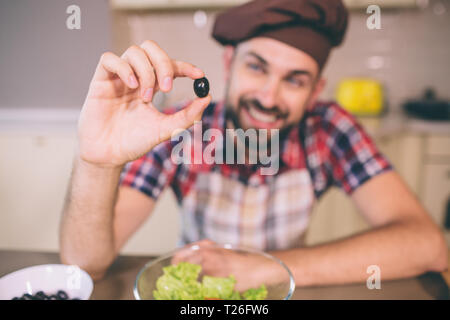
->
[[140, 40, 204, 91], [172, 60, 205, 80]]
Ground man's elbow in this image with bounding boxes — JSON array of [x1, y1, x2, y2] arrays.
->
[[425, 227, 448, 273], [59, 251, 110, 281]]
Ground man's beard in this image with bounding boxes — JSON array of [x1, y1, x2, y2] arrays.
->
[[224, 95, 294, 143], [220, 95, 298, 168]]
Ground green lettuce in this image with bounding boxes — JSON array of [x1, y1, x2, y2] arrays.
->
[[202, 275, 236, 299], [153, 262, 204, 300], [242, 284, 268, 300], [152, 262, 268, 300], [163, 261, 201, 282]]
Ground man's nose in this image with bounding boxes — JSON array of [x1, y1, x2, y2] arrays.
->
[[257, 77, 281, 109]]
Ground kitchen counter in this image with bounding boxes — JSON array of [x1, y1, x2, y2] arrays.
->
[[357, 111, 450, 139], [0, 249, 448, 300]]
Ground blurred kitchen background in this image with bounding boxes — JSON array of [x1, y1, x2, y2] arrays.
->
[[0, 0, 449, 255]]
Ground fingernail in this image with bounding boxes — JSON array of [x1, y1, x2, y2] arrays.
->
[[163, 77, 172, 91], [143, 88, 153, 101], [128, 75, 138, 88]]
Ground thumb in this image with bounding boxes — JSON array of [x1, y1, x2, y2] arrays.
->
[[158, 95, 212, 142]]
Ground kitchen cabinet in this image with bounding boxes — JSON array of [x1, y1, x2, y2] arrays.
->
[[343, 0, 417, 9], [420, 135, 450, 246], [0, 130, 179, 255], [110, 0, 244, 10], [110, 0, 418, 10], [0, 133, 76, 252], [422, 163, 450, 225], [425, 135, 450, 157]]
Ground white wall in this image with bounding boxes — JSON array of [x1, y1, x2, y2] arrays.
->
[[0, 0, 111, 110]]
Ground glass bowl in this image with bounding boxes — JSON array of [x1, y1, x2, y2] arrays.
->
[[134, 243, 295, 300]]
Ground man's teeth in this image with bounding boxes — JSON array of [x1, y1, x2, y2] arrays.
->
[[248, 106, 278, 123]]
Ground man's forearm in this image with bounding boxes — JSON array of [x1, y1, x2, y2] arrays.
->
[[59, 153, 123, 279], [270, 219, 447, 287]]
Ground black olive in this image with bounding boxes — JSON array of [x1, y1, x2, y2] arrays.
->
[[56, 290, 69, 300], [193, 77, 209, 98], [35, 291, 48, 300], [22, 293, 34, 300], [12, 289, 76, 300]]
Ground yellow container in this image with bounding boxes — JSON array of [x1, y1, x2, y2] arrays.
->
[[336, 78, 384, 116]]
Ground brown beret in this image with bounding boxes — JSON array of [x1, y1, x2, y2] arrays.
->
[[212, 0, 349, 69]]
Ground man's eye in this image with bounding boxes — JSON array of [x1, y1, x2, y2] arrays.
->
[[247, 63, 264, 72], [287, 78, 306, 87]]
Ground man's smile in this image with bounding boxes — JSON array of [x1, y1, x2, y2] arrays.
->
[[239, 100, 287, 129]]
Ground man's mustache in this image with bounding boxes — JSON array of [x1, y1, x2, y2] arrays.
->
[[239, 98, 289, 119]]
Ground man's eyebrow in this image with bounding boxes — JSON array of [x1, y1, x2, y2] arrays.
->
[[245, 51, 313, 80], [288, 69, 313, 80], [246, 51, 268, 65]]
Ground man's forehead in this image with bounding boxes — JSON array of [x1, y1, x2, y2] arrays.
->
[[236, 37, 319, 76]]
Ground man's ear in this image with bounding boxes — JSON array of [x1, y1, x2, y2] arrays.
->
[[223, 45, 235, 82]]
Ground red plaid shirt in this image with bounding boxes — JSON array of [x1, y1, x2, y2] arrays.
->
[[120, 100, 392, 251]]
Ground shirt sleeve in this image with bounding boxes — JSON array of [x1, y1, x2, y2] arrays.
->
[[325, 104, 393, 195]]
